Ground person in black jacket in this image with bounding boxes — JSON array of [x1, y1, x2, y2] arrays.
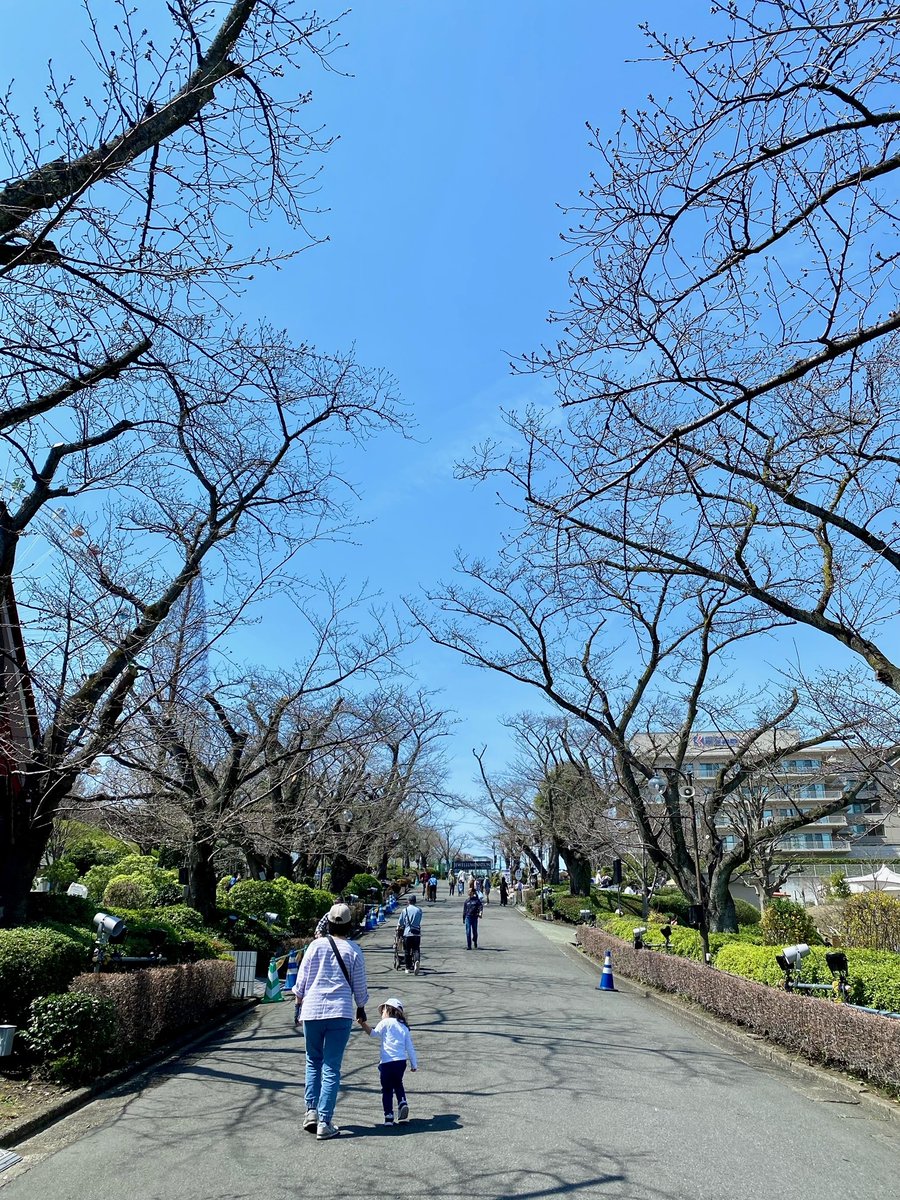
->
[[462, 886, 483, 949]]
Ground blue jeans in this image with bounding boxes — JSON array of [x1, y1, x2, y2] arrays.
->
[[464, 916, 479, 948], [303, 1017, 352, 1124]]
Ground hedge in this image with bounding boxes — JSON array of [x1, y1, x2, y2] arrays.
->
[[578, 927, 900, 1094], [715, 943, 900, 1012], [25, 991, 119, 1083], [70, 959, 236, 1059], [0, 927, 90, 1027], [104, 908, 230, 962]]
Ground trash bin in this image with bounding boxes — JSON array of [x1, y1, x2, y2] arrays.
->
[[0, 1026, 16, 1056]]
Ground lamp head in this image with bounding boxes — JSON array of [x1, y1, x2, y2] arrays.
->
[[92, 912, 126, 940], [781, 943, 810, 966], [826, 950, 848, 975]]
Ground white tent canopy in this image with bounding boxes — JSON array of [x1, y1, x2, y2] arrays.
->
[[845, 864, 900, 894]]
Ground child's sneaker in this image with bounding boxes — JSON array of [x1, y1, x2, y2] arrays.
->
[[316, 1121, 340, 1140], [384, 1114, 395, 1125], [398, 1101, 410, 1123]]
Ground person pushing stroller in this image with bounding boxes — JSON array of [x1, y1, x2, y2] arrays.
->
[[396, 893, 423, 974]]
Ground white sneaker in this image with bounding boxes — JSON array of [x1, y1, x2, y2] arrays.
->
[[405, 968, 410, 974], [413, 960, 420, 974], [316, 1121, 340, 1140], [303, 1108, 318, 1133], [398, 1101, 409, 1123]]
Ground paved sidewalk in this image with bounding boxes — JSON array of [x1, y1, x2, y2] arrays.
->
[[3, 895, 900, 1199]]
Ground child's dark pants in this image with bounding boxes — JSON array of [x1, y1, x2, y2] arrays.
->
[[379, 1059, 407, 1116]]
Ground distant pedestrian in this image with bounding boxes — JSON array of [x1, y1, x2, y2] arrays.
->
[[484, 877, 492, 905], [292, 903, 369, 1141], [447, 871, 456, 896], [420, 871, 428, 897], [428, 873, 438, 902], [463, 886, 483, 949], [499, 877, 508, 906], [357, 997, 418, 1126], [514, 879, 524, 906]]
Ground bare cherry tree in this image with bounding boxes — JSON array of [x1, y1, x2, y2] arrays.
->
[[513, 0, 900, 694], [420, 544, 893, 935]]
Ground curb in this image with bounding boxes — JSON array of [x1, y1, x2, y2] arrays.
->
[[0, 999, 258, 1149]]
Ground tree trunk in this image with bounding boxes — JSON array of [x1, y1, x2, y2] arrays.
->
[[0, 777, 56, 926], [330, 853, 365, 894], [708, 869, 738, 933], [560, 847, 592, 896], [186, 830, 220, 923]]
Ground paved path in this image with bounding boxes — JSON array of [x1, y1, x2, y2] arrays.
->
[[3, 895, 900, 1199]]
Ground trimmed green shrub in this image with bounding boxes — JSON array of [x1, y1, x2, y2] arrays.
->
[[578, 927, 900, 1094], [0, 927, 90, 1027], [760, 898, 820, 946], [60, 824, 132, 875], [224, 880, 287, 923], [25, 992, 119, 1083], [104, 908, 228, 962], [157, 904, 205, 932], [104, 875, 154, 909], [716, 942, 900, 1012], [347, 873, 382, 899], [269, 879, 334, 932], [82, 862, 121, 902]]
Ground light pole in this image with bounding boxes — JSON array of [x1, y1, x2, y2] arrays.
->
[[650, 769, 711, 963]]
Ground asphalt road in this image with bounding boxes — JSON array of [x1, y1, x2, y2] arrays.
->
[[2, 894, 900, 1199]]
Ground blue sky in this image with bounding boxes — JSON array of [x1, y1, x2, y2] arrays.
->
[[11, 1, 800, 839], [223, 0, 680, 810]]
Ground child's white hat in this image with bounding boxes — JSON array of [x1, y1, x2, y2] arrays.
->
[[382, 997, 404, 1012]]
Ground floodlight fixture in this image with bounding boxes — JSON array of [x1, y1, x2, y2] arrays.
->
[[93, 912, 125, 940], [781, 943, 810, 966], [633, 926, 647, 950], [826, 950, 848, 975]]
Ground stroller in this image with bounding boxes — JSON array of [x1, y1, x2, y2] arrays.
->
[[393, 927, 421, 974]]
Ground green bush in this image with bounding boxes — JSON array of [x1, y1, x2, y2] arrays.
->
[[224, 880, 287, 923], [0, 928, 90, 1027], [82, 862, 120, 902], [269, 879, 334, 932], [61, 825, 132, 875], [25, 992, 119, 1083], [552, 895, 597, 923], [760, 898, 820, 946], [41, 858, 80, 892], [104, 875, 154, 909], [842, 891, 900, 951], [347, 873, 382, 899], [104, 909, 228, 962], [716, 942, 900, 1012], [157, 904, 205, 932]]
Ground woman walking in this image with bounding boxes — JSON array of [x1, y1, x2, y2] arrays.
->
[[292, 902, 369, 1141], [463, 885, 483, 949]]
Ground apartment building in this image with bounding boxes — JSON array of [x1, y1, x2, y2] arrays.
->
[[631, 731, 900, 862]]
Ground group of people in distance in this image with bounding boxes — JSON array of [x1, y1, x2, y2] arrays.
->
[[291, 871, 509, 1139]]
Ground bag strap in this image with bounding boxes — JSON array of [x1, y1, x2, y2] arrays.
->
[[326, 935, 352, 988]]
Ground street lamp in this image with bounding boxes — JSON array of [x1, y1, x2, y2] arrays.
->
[[650, 769, 711, 963]]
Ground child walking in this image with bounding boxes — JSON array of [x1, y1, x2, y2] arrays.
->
[[357, 997, 418, 1125]]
